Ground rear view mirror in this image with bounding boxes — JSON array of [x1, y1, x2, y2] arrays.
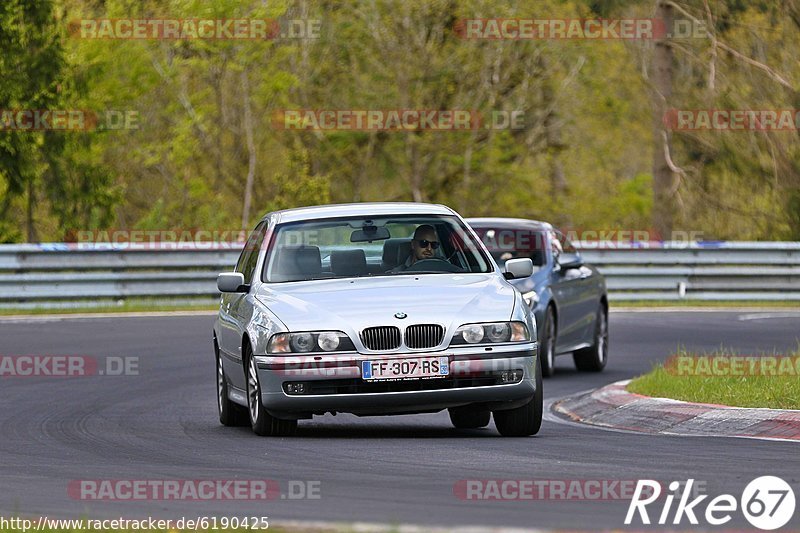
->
[[217, 272, 248, 293], [503, 258, 534, 279], [351, 226, 390, 242]]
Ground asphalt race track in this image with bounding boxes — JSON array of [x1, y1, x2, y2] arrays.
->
[[1, 310, 799, 530]]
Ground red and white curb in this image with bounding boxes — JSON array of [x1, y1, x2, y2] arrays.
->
[[552, 380, 800, 442]]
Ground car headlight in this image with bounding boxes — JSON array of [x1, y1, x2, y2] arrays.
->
[[486, 322, 511, 342], [522, 290, 539, 307], [461, 324, 485, 343], [451, 321, 530, 345], [317, 331, 340, 351], [267, 331, 355, 354], [291, 333, 315, 352]]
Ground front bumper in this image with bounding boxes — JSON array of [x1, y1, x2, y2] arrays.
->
[[252, 342, 537, 417]]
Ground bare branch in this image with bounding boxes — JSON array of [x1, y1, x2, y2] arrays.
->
[[665, 0, 794, 91], [703, 0, 717, 91], [661, 130, 686, 196]]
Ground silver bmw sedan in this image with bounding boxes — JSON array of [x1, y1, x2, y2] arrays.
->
[[213, 203, 540, 437]]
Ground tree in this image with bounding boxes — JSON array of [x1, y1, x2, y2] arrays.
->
[[0, 0, 65, 241], [651, 0, 677, 237]]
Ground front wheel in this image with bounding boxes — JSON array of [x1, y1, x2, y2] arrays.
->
[[573, 304, 608, 372], [216, 340, 248, 427], [539, 306, 556, 377], [448, 407, 491, 429], [246, 349, 298, 436], [493, 356, 543, 437]]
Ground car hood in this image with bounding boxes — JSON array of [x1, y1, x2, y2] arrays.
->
[[254, 274, 516, 334]]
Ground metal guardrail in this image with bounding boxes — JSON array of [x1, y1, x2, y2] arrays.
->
[[1, 242, 799, 306], [577, 241, 800, 301]]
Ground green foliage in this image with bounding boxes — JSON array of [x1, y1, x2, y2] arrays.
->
[[0, 0, 65, 240], [0, 0, 798, 242], [262, 142, 330, 219]]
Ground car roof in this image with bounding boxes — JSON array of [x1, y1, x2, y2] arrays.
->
[[466, 217, 553, 231], [264, 202, 458, 224]]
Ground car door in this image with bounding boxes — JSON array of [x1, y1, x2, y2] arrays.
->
[[219, 221, 267, 390], [558, 231, 598, 348], [548, 230, 585, 351]]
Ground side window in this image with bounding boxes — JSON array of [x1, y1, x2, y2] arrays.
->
[[557, 231, 578, 255], [549, 230, 563, 261], [235, 222, 267, 284]]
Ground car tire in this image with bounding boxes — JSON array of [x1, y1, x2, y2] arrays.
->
[[215, 340, 249, 427], [493, 355, 543, 437], [573, 303, 608, 372], [448, 407, 491, 429], [246, 347, 298, 437], [539, 306, 556, 377]]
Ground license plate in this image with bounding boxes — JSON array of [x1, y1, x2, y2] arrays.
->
[[361, 356, 449, 381]]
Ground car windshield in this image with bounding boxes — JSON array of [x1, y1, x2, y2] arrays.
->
[[262, 214, 493, 282], [471, 226, 547, 269]]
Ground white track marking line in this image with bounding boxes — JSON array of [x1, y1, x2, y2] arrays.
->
[[737, 312, 800, 321]]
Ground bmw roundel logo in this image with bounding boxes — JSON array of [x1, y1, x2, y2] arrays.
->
[[394, 312, 407, 319]]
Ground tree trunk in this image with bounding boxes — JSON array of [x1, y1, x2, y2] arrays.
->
[[652, 0, 677, 238], [539, 55, 567, 200], [26, 178, 37, 243], [241, 70, 257, 230], [407, 135, 424, 203]]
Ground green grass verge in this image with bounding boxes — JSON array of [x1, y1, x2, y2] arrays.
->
[[627, 348, 800, 409], [0, 299, 218, 316]]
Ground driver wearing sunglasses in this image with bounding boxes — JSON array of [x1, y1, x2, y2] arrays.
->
[[390, 224, 441, 272]]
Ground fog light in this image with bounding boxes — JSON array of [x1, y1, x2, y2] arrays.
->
[[500, 370, 523, 383], [285, 382, 307, 394]]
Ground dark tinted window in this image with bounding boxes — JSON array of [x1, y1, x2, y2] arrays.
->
[[235, 221, 268, 283], [554, 230, 578, 255], [472, 226, 547, 267]]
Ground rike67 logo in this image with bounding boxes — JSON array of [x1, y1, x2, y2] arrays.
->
[[625, 477, 795, 530]]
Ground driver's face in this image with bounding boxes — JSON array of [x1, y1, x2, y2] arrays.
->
[[412, 230, 439, 262]]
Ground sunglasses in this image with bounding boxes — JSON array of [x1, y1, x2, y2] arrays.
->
[[416, 239, 441, 250]]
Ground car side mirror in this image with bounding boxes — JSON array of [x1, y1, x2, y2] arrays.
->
[[217, 272, 249, 293], [557, 253, 583, 270], [503, 258, 534, 280]]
